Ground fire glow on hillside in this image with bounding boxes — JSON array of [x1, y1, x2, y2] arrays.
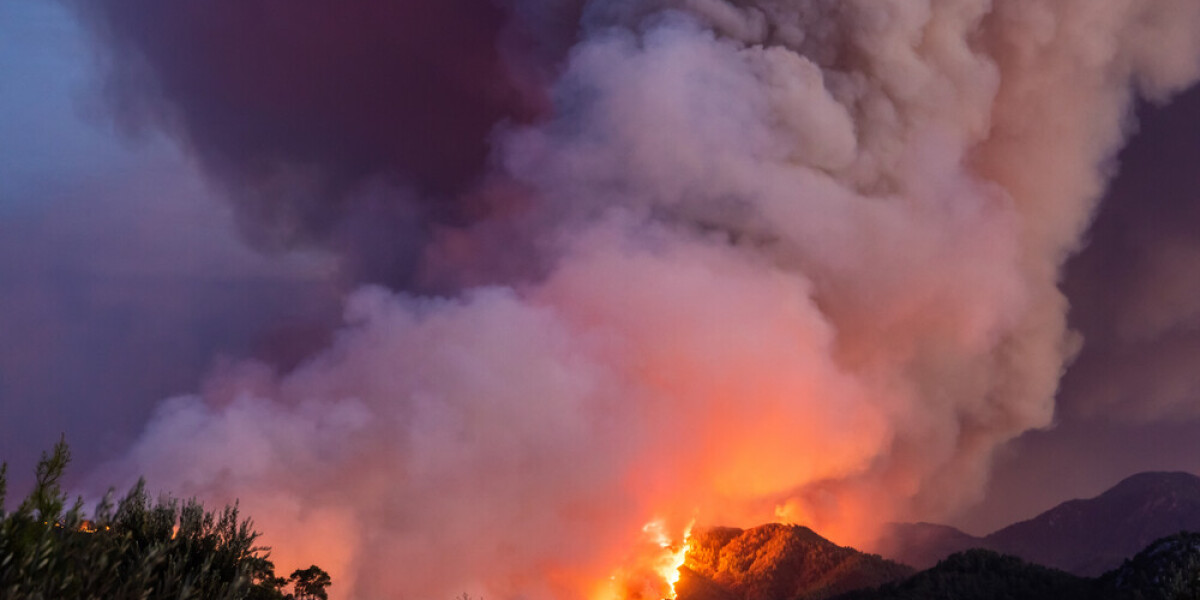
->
[[62, 0, 1200, 597]]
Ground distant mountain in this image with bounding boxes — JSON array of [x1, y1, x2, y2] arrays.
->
[[877, 471, 1200, 575], [987, 471, 1200, 575], [872, 522, 982, 571], [834, 532, 1200, 600], [830, 549, 1096, 600], [677, 524, 913, 600]]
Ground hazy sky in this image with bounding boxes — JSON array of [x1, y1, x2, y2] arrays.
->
[[0, 0, 342, 493], [2, 0, 1200, 553]]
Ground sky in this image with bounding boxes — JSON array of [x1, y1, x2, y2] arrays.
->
[[2, 1, 1200, 598], [0, 0, 342, 493]]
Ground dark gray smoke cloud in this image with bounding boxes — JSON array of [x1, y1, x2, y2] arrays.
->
[[66, 0, 574, 285], [0, 0, 344, 500], [0, 153, 342, 500]]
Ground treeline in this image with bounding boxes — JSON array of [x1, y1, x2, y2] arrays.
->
[[0, 438, 331, 600]]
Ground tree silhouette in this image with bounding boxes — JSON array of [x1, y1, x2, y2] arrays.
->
[[289, 565, 333, 600]]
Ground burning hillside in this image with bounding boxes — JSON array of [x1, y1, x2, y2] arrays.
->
[[677, 524, 913, 600], [62, 0, 1200, 598]]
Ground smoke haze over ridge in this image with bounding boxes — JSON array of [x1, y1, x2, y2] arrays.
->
[[39, 0, 1200, 598]]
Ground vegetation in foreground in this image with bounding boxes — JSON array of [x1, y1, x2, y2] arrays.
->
[[0, 437, 331, 600]]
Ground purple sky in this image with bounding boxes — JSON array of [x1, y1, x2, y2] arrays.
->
[[0, 0, 343, 495], [2, 0, 1200, 539]]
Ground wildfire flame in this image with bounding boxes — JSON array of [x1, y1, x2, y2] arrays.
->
[[646, 519, 693, 599], [594, 519, 694, 600]]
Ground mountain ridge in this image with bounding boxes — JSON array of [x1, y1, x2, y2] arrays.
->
[[876, 470, 1200, 575], [838, 531, 1200, 600]]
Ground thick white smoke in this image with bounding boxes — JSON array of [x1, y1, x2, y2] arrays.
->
[[102, 1, 1200, 598]]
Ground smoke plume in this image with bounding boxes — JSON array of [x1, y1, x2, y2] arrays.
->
[[66, 0, 553, 285], [69, 0, 1200, 598]]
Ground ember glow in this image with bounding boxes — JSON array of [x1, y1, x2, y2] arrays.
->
[[53, 0, 1200, 598]]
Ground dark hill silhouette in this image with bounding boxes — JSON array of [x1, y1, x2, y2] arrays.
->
[[833, 532, 1200, 600], [877, 471, 1200, 575], [677, 524, 913, 600], [830, 549, 1097, 600], [872, 522, 982, 572], [1099, 531, 1200, 599]]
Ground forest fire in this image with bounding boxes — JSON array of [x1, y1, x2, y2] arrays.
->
[[595, 520, 695, 600], [648, 519, 693, 599], [60, 0, 1200, 597]]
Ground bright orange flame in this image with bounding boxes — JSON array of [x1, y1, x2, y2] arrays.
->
[[595, 519, 694, 600], [664, 522, 693, 598]]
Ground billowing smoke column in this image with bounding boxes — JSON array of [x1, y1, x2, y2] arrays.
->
[[70, 0, 1200, 598]]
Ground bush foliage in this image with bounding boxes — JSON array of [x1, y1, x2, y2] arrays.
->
[[0, 437, 331, 600]]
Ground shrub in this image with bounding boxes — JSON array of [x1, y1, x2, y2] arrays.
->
[[0, 437, 330, 600]]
